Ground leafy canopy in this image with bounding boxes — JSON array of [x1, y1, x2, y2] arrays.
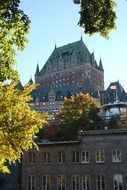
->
[[74, 0, 117, 38], [0, 0, 30, 81], [56, 93, 100, 140], [0, 83, 47, 173]]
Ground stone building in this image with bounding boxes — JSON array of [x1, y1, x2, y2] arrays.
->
[[32, 39, 104, 113], [21, 101, 127, 190], [21, 129, 127, 190]]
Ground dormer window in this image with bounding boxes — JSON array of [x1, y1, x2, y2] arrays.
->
[[49, 96, 55, 101]]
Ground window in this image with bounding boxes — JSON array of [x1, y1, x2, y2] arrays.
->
[[42, 175, 51, 190], [42, 152, 51, 163], [72, 175, 80, 190], [81, 151, 90, 163], [96, 150, 105, 163], [120, 107, 126, 113], [58, 152, 65, 163], [49, 96, 55, 101], [72, 151, 80, 163], [112, 149, 122, 163], [113, 174, 123, 190], [28, 152, 35, 163], [82, 175, 91, 190], [27, 175, 35, 190], [57, 175, 66, 190], [96, 174, 106, 190]]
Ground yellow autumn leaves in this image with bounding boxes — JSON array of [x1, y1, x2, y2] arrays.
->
[[0, 83, 47, 173]]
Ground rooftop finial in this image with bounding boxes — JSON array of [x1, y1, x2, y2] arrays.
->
[[80, 30, 83, 41], [55, 40, 57, 49]]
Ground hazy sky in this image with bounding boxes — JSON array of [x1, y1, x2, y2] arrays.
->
[[17, 0, 127, 90]]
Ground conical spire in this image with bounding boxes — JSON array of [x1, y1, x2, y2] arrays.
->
[[28, 77, 33, 84], [99, 58, 104, 71], [35, 64, 40, 76]]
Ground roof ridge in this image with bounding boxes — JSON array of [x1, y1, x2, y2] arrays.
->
[[55, 39, 84, 49]]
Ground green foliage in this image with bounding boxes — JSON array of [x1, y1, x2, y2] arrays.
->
[[0, 1, 48, 173], [75, 0, 117, 38], [0, 0, 30, 81], [56, 93, 100, 140], [0, 83, 47, 173]]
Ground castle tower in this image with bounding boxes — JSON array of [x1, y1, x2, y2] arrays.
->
[[35, 39, 104, 92]]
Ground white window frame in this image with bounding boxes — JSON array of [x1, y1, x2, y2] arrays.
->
[[112, 149, 122, 163], [72, 175, 80, 190], [113, 174, 124, 190], [82, 175, 91, 190], [42, 175, 51, 190], [96, 149, 105, 163], [81, 151, 90, 163], [96, 174, 106, 190], [57, 175, 66, 190], [27, 175, 35, 190]]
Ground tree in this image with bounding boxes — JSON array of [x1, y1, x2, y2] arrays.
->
[[42, 124, 59, 141], [0, 1, 47, 173], [0, 0, 30, 81], [0, 83, 47, 173], [74, 0, 117, 38], [56, 93, 100, 140]]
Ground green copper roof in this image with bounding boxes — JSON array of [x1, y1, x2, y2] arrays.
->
[[39, 39, 98, 75]]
